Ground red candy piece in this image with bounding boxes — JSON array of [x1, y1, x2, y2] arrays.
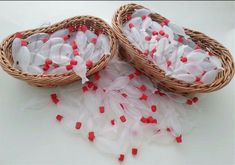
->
[[45, 58, 52, 65], [178, 36, 184, 43], [75, 122, 82, 129], [139, 94, 148, 101], [159, 30, 165, 36], [175, 135, 182, 143], [82, 86, 88, 92], [139, 85, 146, 91], [152, 31, 158, 36], [145, 35, 152, 41], [90, 38, 97, 44], [50, 93, 59, 104], [141, 15, 146, 20], [192, 97, 198, 103], [42, 38, 48, 43], [128, 73, 135, 80], [111, 119, 115, 125], [15, 32, 23, 38], [129, 23, 134, 29], [120, 115, 126, 123], [70, 59, 78, 65], [127, 15, 132, 21], [118, 154, 125, 162], [151, 105, 157, 112], [71, 41, 78, 49], [88, 131, 95, 142], [86, 60, 93, 69], [21, 40, 28, 46], [66, 64, 73, 71], [132, 148, 138, 156], [99, 106, 105, 113], [73, 49, 79, 56], [186, 99, 193, 105], [81, 25, 88, 32], [56, 114, 63, 122], [180, 56, 187, 63]]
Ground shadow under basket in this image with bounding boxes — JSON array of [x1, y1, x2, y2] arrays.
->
[[0, 15, 118, 87], [112, 3, 234, 95]]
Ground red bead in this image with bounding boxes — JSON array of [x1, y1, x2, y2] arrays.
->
[[143, 49, 149, 56], [45, 58, 52, 65], [68, 26, 75, 33], [139, 94, 148, 101], [42, 38, 48, 43], [139, 85, 146, 91], [70, 59, 78, 65], [118, 154, 125, 162], [121, 93, 128, 98], [175, 135, 182, 143], [129, 23, 134, 29], [86, 60, 93, 69], [152, 31, 158, 35], [127, 15, 132, 21], [88, 131, 95, 142], [75, 122, 82, 129], [120, 115, 126, 123], [99, 106, 105, 113], [66, 64, 73, 71], [56, 114, 63, 122], [63, 35, 69, 41], [73, 49, 79, 56], [151, 105, 157, 112], [178, 36, 184, 43], [186, 99, 193, 105], [82, 86, 88, 92], [159, 30, 165, 36], [21, 40, 28, 46], [141, 15, 146, 20], [81, 25, 88, 32], [192, 97, 199, 103], [180, 56, 187, 63], [111, 119, 115, 125], [128, 73, 134, 80], [15, 32, 23, 38], [145, 35, 152, 41], [132, 148, 138, 156], [90, 38, 97, 44], [71, 41, 78, 49], [87, 81, 94, 88]]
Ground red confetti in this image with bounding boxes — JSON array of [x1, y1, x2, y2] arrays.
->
[[159, 30, 165, 36], [75, 122, 82, 129], [86, 60, 93, 69], [73, 49, 79, 56], [175, 135, 182, 143], [111, 119, 115, 125], [128, 73, 135, 80], [192, 97, 198, 103], [129, 23, 134, 29], [186, 99, 193, 105], [120, 115, 126, 123], [132, 148, 138, 156], [152, 31, 158, 36], [141, 15, 147, 20], [71, 41, 78, 49], [50, 93, 59, 104], [180, 56, 187, 63], [88, 131, 95, 142], [99, 106, 105, 113], [15, 32, 23, 38], [145, 35, 152, 41], [66, 64, 73, 71], [151, 105, 157, 112], [82, 86, 88, 92], [90, 38, 97, 44], [139, 94, 148, 101], [118, 154, 125, 162], [56, 114, 63, 122], [21, 40, 28, 46], [178, 36, 184, 43]]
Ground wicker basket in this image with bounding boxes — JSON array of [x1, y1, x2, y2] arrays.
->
[[0, 16, 118, 87], [112, 3, 234, 94]]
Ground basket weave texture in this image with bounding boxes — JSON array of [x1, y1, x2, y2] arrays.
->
[[0, 16, 118, 87], [112, 3, 234, 94]]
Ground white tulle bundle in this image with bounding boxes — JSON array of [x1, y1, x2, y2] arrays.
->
[[122, 8, 223, 84], [12, 26, 111, 83], [22, 59, 199, 162]]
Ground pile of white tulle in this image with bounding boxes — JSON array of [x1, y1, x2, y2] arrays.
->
[[122, 8, 223, 84], [12, 26, 110, 83], [22, 59, 199, 162]]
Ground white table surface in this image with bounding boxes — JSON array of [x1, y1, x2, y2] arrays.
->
[[0, 1, 234, 165]]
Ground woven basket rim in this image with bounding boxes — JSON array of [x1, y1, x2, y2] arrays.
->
[[112, 3, 235, 94]]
